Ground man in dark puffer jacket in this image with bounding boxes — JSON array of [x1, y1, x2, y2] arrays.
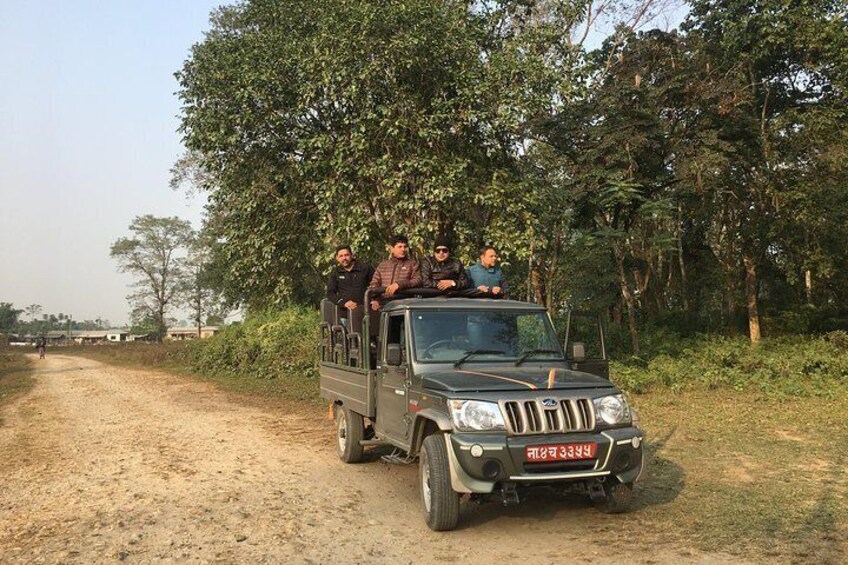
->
[[369, 234, 422, 310], [421, 235, 469, 291]]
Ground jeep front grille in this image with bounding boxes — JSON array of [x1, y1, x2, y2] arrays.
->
[[499, 398, 595, 435]]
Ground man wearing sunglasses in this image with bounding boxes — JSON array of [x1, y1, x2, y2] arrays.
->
[[421, 235, 469, 291]]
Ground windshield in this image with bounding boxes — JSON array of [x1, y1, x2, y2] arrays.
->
[[411, 310, 563, 363]]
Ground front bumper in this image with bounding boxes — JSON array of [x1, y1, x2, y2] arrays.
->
[[445, 427, 644, 494]]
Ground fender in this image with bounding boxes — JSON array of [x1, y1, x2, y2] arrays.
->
[[408, 409, 452, 455]]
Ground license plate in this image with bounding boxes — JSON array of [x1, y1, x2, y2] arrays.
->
[[525, 442, 596, 462]]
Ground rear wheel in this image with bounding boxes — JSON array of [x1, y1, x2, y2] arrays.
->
[[592, 479, 633, 513], [420, 434, 460, 531], [335, 406, 365, 463]]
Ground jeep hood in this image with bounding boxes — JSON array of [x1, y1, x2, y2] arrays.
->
[[421, 366, 611, 392]]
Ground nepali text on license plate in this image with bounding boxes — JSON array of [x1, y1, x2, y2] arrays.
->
[[525, 442, 596, 462]]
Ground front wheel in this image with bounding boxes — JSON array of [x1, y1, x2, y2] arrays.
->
[[420, 434, 460, 531], [335, 406, 365, 463], [592, 479, 633, 514]]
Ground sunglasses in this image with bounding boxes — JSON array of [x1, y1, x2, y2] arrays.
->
[[434, 247, 450, 254]]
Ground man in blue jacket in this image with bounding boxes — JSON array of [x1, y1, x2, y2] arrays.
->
[[467, 246, 508, 297]]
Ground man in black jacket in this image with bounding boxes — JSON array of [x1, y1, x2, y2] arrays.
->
[[327, 245, 374, 312], [421, 235, 469, 291]]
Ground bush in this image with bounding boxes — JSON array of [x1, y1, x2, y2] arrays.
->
[[613, 334, 848, 397], [188, 306, 320, 398]]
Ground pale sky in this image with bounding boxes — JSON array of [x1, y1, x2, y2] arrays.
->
[[0, 1, 222, 326]]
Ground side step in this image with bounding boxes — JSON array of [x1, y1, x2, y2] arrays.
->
[[359, 439, 392, 447]]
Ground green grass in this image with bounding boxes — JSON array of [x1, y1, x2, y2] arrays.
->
[[0, 349, 35, 425]]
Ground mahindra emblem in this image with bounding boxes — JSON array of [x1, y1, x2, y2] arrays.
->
[[541, 398, 557, 407]]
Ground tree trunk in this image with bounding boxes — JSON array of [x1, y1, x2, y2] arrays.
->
[[613, 244, 640, 355], [677, 202, 689, 311], [743, 254, 761, 344], [805, 269, 812, 305], [546, 239, 560, 314], [530, 263, 546, 309], [611, 299, 623, 326], [157, 307, 166, 343]]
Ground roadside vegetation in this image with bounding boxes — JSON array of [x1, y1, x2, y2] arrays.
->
[[72, 307, 848, 402], [613, 330, 848, 398], [67, 307, 320, 402], [0, 349, 34, 425]]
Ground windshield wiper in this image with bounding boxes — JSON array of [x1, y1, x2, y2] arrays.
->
[[515, 348, 562, 366], [453, 349, 506, 368]]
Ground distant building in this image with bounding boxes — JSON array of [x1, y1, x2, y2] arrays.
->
[[128, 333, 154, 342], [107, 330, 129, 342], [45, 331, 67, 345], [73, 331, 108, 345], [165, 326, 220, 340]]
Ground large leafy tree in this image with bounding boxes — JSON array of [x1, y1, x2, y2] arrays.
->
[[176, 0, 518, 306], [110, 215, 195, 341], [174, 0, 662, 308]]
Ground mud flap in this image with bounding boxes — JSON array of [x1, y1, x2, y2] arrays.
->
[[616, 446, 645, 485], [444, 435, 495, 494]]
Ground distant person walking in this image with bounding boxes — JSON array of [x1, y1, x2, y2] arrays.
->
[[36, 336, 46, 359]]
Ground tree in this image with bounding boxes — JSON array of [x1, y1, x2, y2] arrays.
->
[[24, 304, 42, 322], [183, 230, 230, 338], [110, 215, 194, 341], [0, 303, 22, 332], [528, 29, 687, 353], [681, 0, 848, 342]]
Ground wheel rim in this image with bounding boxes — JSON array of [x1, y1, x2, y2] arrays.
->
[[421, 448, 432, 514], [337, 411, 347, 453]]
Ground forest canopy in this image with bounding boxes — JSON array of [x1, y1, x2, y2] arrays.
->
[[174, 0, 848, 352]]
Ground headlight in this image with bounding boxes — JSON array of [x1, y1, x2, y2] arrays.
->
[[593, 394, 632, 426], [448, 400, 506, 432]]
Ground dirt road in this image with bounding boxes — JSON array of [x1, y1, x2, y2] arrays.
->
[[1, 355, 743, 564]]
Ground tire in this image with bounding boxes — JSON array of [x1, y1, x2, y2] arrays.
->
[[335, 406, 365, 463], [593, 480, 633, 514], [419, 434, 460, 531]]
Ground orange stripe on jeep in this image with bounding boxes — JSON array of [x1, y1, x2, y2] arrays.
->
[[455, 370, 537, 390]]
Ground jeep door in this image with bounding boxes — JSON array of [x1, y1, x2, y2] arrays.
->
[[375, 312, 410, 441], [564, 311, 609, 379]]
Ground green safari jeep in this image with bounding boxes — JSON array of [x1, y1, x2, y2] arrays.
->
[[319, 291, 643, 531]]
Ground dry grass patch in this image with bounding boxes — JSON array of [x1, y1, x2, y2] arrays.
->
[[629, 390, 848, 562], [0, 349, 35, 425]]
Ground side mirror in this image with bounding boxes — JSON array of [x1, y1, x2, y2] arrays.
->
[[571, 342, 586, 363], [386, 343, 403, 366]]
